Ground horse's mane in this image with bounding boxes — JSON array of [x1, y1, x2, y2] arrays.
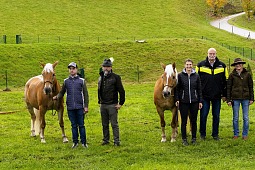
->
[[42, 63, 54, 73], [165, 64, 178, 81]]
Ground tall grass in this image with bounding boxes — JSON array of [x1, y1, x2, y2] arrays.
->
[[1, 84, 255, 169]]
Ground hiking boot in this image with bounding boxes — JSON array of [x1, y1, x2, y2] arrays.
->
[[182, 139, 189, 146], [213, 136, 220, 141], [71, 143, 78, 149], [242, 136, 248, 140], [191, 138, 196, 144], [101, 141, 110, 145], [233, 136, 238, 139], [114, 142, 120, 146], [200, 136, 206, 140]]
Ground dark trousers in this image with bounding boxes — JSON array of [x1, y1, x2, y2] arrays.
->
[[200, 99, 221, 137], [179, 102, 199, 140], [100, 104, 120, 143], [67, 109, 86, 144]]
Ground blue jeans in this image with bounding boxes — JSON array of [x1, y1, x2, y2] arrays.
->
[[200, 99, 221, 137], [67, 109, 86, 144], [232, 100, 249, 137]]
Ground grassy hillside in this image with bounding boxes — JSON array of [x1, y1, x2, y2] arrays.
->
[[0, 0, 254, 47], [0, 38, 254, 88], [229, 15, 255, 32]]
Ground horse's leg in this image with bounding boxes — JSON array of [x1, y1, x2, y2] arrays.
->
[[170, 106, 178, 142], [58, 106, 68, 143], [157, 107, 166, 142], [27, 104, 36, 137], [39, 106, 46, 143]]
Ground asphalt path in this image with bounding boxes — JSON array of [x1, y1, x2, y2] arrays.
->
[[210, 12, 255, 39]]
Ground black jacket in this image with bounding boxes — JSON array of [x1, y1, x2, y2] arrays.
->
[[195, 57, 228, 100], [98, 71, 125, 105], [175, 69, 202, 103]]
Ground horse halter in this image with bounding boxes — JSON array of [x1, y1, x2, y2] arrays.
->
[[43, 73, 55, 85]]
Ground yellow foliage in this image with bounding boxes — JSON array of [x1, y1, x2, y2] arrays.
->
[[206, 0, 227, 15]]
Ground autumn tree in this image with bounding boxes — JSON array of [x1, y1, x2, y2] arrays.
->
[[242, 0, 255, 21], [206, 0, 228, 16]]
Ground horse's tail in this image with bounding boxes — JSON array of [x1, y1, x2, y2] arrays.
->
[[33, 108, 41, 135]]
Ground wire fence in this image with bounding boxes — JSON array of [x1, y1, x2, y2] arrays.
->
[[202, 36, 255, 60]]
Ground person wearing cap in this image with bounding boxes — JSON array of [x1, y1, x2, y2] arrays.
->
[[195, 48, 228, 141], [53, 62, 89, 149], [98, 58, 125, 146], [227, 58, 254, 140]]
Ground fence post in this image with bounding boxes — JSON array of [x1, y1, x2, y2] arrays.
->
[[137, 65, 139, 83], [3, 35, 6, 44], [251, 49, 253, 60], [3, 70, 11, 91]]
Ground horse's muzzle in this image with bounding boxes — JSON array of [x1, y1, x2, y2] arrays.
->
[[163, 91, 170, 98], [44, 87, 52, 95]]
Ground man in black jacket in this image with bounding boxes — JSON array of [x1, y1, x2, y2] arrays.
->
[[98, 58, 125, 146], [196, 48, 228, 141]]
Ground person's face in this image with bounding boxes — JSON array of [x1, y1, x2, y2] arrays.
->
[[234, 63, 243, 71], [102, 66, 112, 75], [185, 61, 193, 71], [69, 67, 77, 76], [208, 49, 216, 62]]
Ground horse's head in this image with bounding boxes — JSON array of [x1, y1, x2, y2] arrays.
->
[[161, 62, 178, 98], [40, 61, 58, 95]]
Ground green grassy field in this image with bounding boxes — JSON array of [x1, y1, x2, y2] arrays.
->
[[1, 0, 255, 169], [1, 84, 255, 169]]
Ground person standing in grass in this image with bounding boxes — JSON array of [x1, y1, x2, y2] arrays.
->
[[98, 58, 125, 146], [53, 62, 89, 149], [195, 48, 228, 141], [175, 59, 203, 146], [227, 58, 254, 140]]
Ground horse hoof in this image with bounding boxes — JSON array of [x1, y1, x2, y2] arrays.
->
[[63, 138, 68, 143], [170, 138, 176, 142], [161, 138, 167, 142], [30, 134, 36, 137], [41, 139, 46, 143]]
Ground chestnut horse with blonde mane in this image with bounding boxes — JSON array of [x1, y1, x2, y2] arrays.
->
[[154, 63, 178, 142], [24, 61, 68, 143]]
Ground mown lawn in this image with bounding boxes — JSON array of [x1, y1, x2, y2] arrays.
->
[[1, 83, 255, 169]]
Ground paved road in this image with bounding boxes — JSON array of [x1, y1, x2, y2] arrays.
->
[[210, 12, 255, 39]]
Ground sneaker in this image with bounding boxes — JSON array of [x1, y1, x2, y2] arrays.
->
[[242, 136, 248, 140], [114, 142, 120, 146], [71, 143, 78, 149], [182, 139, 189, 146], [233, 136, 238, 139], [101, 141, 110, 145], [82, 143, 88, 148], [200, 136, 206, 140], [213, 136, 220, 141], [191, 138, 196, 144]]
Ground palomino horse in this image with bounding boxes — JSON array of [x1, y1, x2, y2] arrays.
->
[[154, 63, 178, 142], [24, 61, 68, 143]]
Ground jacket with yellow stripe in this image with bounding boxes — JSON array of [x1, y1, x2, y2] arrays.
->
[[195, 57, 228, 100]]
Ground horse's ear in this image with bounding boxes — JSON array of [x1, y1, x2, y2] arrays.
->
[[160, 62, 166, 70], [172, 62, 176, 70], [52, 61, 59, 69], [40, 62, 45, 68]]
